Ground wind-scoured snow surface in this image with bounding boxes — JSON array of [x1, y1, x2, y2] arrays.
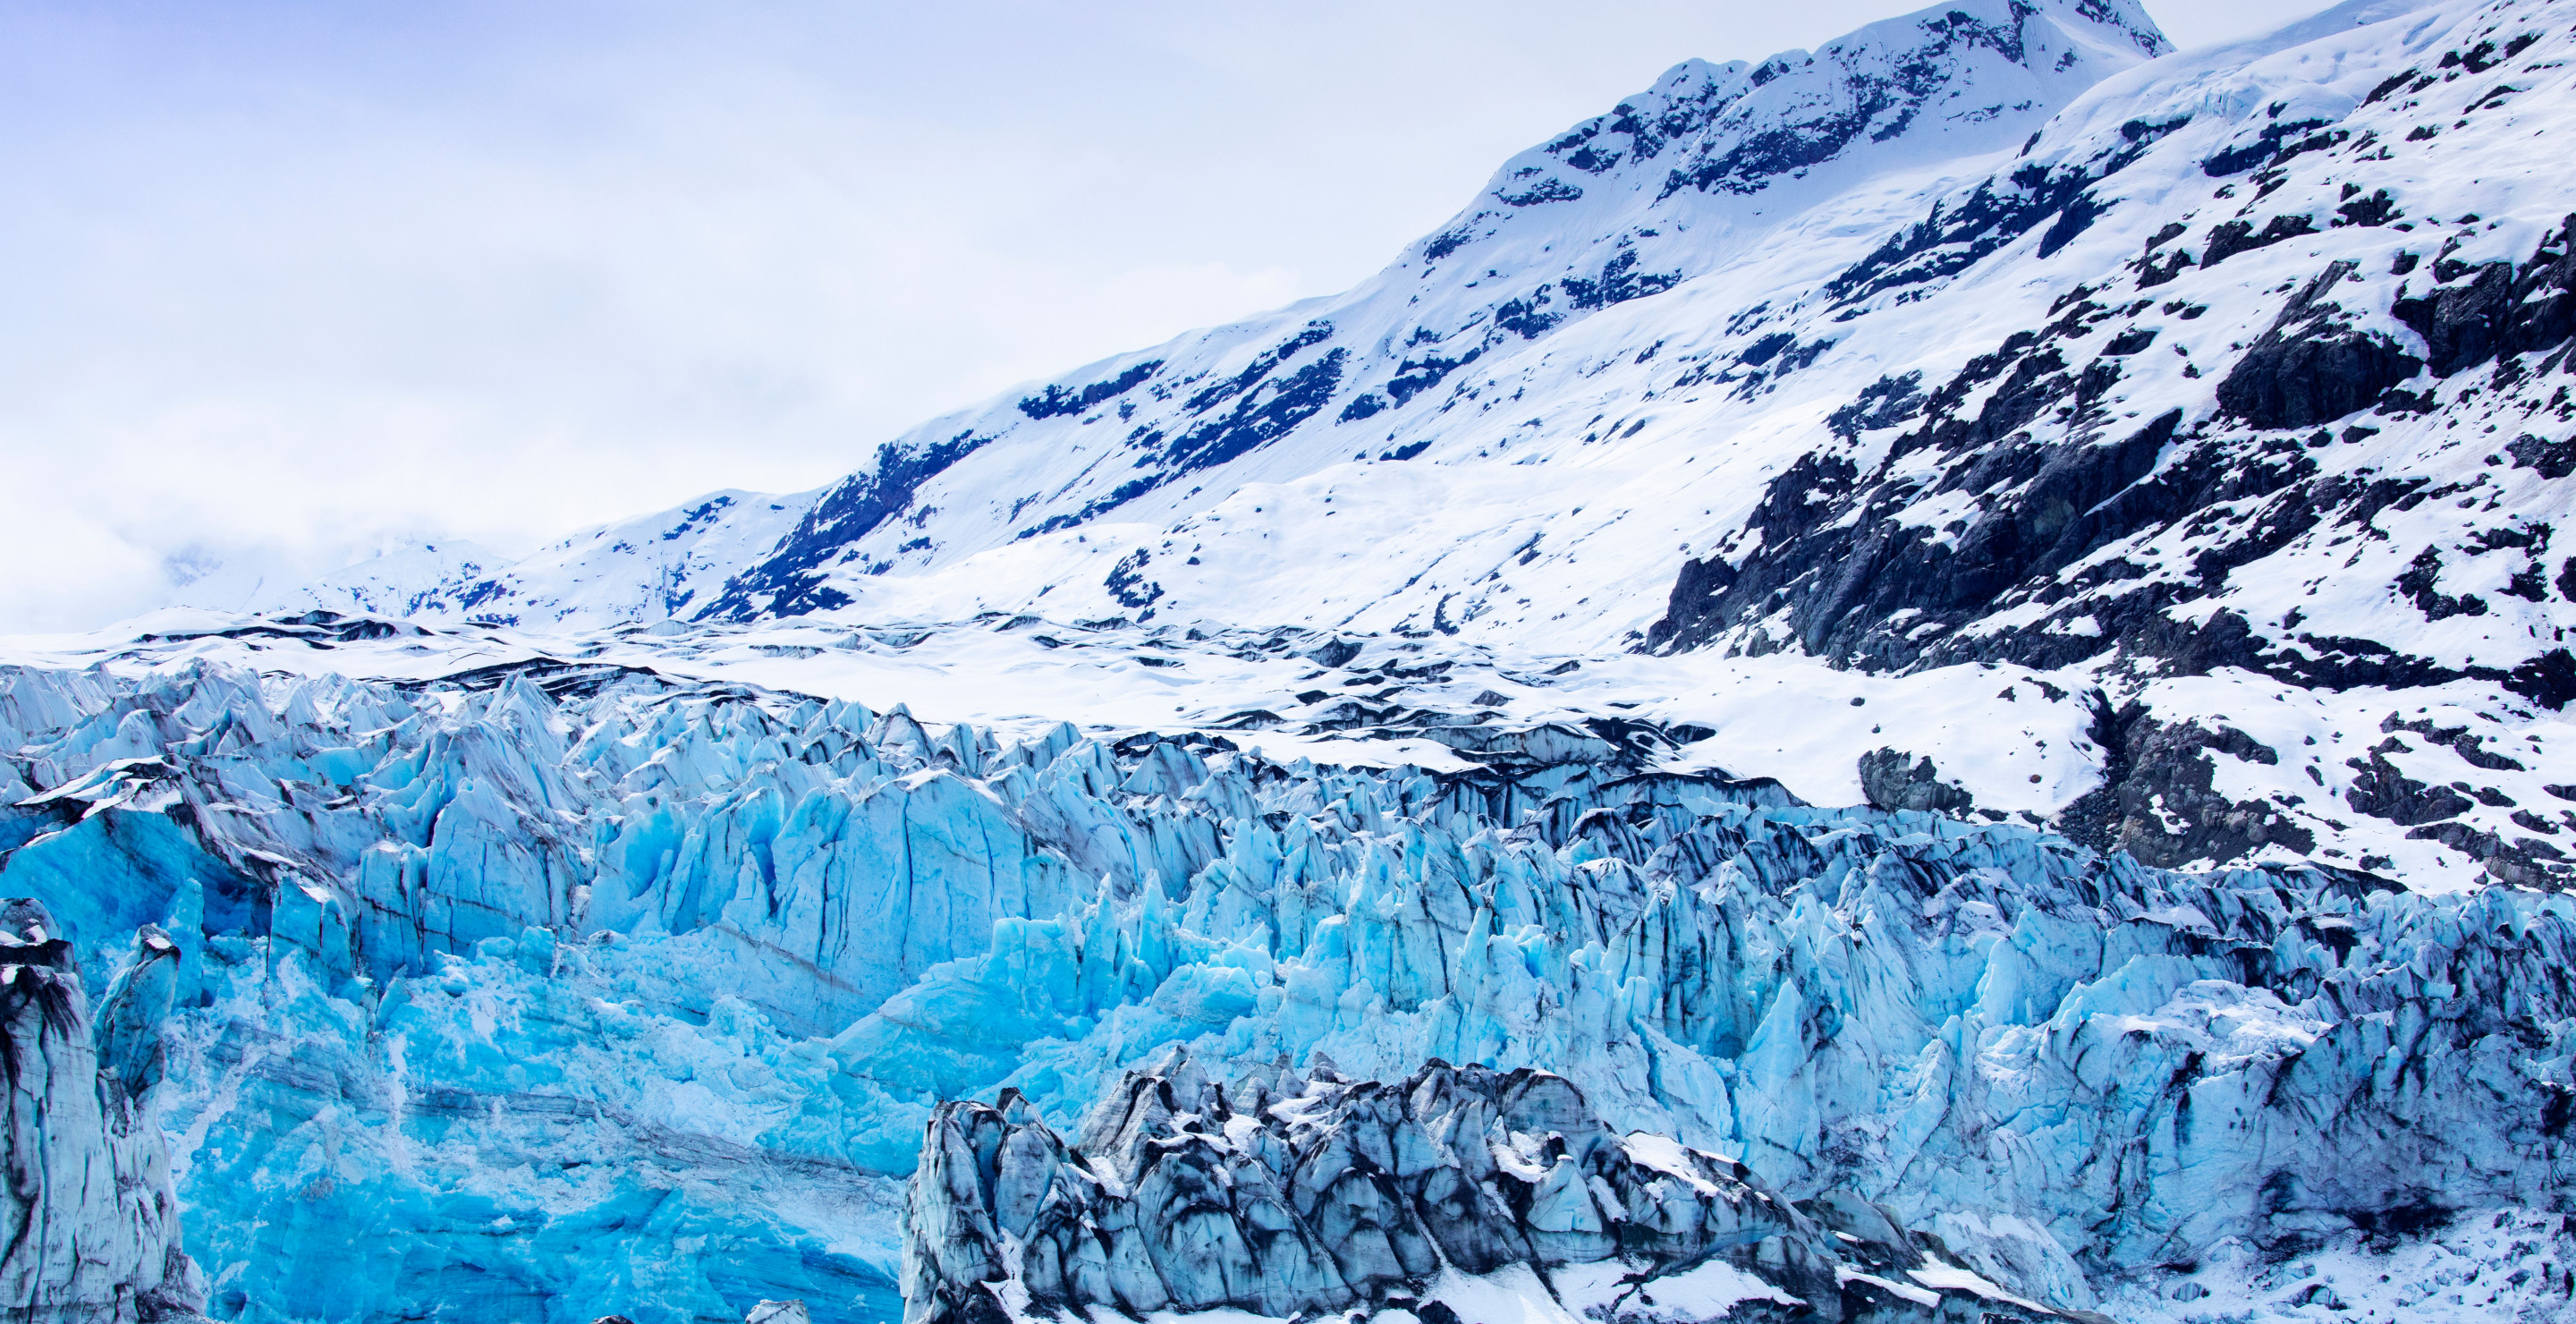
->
[[13, 0, 2576, 1320]]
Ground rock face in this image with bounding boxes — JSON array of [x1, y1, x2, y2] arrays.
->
[[0, 900, 205, 1323], [1856, 749, 1974, 814], [902, 1054, 2081, 1324], [2213, 263, 2421, 431], [2051, 692, 2317, 870], [1633, 6, 2576, 731]]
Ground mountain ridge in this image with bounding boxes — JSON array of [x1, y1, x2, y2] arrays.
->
[[225, 0, 2576, 894], [268, 0, 2171, 638]]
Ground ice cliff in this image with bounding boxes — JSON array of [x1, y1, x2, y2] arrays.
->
[[0, 898, 205, 1321], [2, 656, 2573, 1320]]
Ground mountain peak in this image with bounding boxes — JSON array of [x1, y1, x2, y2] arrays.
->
[[1491, 0, 2167, 212], [665, 0, 2172, 624], [286, 0, 2174, 634]]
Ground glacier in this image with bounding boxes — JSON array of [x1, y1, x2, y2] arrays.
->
[[3, 652, 2574, 1320], [0, 897, 204, 1320], [11, 0, 2576, 1319]]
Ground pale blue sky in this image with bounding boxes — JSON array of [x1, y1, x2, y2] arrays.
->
[[0, 0, 2331, 630]]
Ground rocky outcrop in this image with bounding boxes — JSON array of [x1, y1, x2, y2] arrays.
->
[[0, 901, 205, 1323], [2055, 692, 2318, 870], [1634, 12, 2576, 825], [902, 1054, 2089, 1324], [2213, 262, 2420, 429], [1857, 749, 1974, 814], [2390, 214, 2576, 378], [2328, 711, 2576, 887]]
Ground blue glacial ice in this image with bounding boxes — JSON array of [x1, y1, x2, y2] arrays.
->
[[1, 658, 2572, 1320], [0, 896, 204, 1320]]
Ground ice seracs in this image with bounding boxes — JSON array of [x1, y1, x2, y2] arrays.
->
[[0, 899, 206, 1323], [1, 654, 2572, 1320], [902, 1054, 2090, 1324]]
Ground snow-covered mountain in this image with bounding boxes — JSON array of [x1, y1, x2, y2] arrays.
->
[[274, 0, 2576, 889], [258, 490, 809, 629], [10, 1, 2576, 1321], [323, 0, 2168, 637]]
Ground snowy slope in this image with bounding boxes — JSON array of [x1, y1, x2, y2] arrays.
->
[[247, 0, 2576, 889]]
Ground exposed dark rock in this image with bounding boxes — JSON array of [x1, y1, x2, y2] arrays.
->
[[1642, 396, 2186, 666], [1299, 637, 1364, 669], [2509, 432, 2576, 480], [2216, 262, 2422, 429], [2344, 738, 2474, 826], [1642, 239, 2563, 747], [2199, 213, 2318, 267], [1859, 748, 1975, 814], [2383, 713, 2527, 771], [2055, 692, 2314, 868], [2404, 819, 2573, 887], [2394, 546, 2488, 620], [1104, 549, 1164, 612], [2202, 118, 2334, 177], [2511, 648, 2576, 711], [1017, 361, 1163, 420], [2391, 215, 2576, 378], [2337, 189, 2402, 228], [1827, 106, 2190, 307], [703, 429, 998, 619], [1563, 249, 1682, 310]]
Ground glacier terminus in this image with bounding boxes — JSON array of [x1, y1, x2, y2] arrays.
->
[[9, 0, 2576, 1321]]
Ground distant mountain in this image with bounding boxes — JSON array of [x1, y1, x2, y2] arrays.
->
[[261, 490, 806, 628]]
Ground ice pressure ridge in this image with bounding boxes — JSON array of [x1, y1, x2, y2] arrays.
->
[[4, 656, 2575, 1320], [905, 1055, 2080, 1324]]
